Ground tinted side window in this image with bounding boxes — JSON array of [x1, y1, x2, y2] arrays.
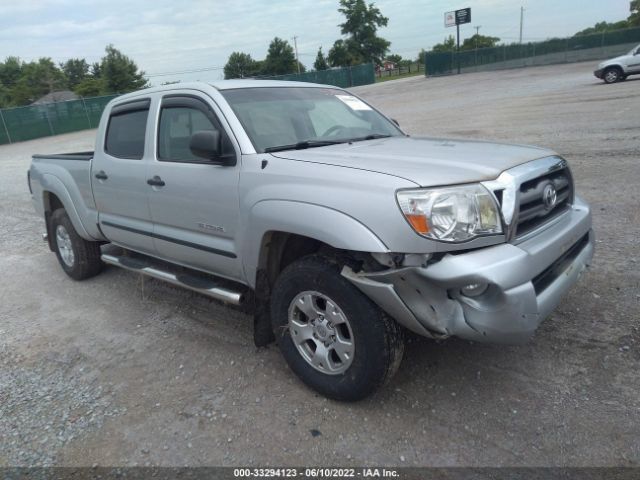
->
[[105, 109, 149, 159], [158, 106, 234, 162]]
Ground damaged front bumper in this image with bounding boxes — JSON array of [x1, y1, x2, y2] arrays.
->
[[342, 197, 594, 344]]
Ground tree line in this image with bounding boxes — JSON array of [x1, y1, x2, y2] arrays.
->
[[574, 0, 639, 35], [0, 45, 147, 108], [224, 0, 391, 79]]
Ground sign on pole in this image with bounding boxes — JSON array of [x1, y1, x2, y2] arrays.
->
[[444, 8, 472, 74], [445, 11, 456, 27], [445, 8, 471, 27], [456, 8, 471, 25]]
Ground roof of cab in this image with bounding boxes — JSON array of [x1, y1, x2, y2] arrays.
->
[[209, 79, 333, 90], [109, 80, 337, 105]]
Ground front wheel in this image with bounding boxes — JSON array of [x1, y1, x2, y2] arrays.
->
[[270, 255, 404, 401], [50, 208, 103, 280], [603, 67, 622, 84]]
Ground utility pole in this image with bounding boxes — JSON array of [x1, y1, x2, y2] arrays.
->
[[456, 23, 461, 74], [293, 36, 301, 74], [474, 25, 481, 67], [519, 6, 524, 44]]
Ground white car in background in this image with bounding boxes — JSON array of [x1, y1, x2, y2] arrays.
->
[[594, 43, 640, 83]]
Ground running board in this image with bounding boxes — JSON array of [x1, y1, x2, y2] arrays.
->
[[101, 253, 245, 305]]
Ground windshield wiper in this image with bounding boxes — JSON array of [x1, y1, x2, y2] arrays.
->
[[349, 133, 392, 142], [264, 139, 345, 153]]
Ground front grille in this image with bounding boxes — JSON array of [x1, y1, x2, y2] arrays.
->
[[515, 167, 573, 238]]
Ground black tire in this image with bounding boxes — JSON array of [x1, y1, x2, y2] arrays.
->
[[603, 67, 622, 84], [270, 255, 404, 401], [50, 208, 103, 280]]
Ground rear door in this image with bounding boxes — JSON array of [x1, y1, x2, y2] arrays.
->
[[92, 98, 155, 254], [146, 92, 243, 281]]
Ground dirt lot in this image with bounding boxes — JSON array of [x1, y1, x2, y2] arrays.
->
[[1, 61, 639, 467]]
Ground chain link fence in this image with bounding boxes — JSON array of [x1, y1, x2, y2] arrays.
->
[[0, 94, 119, 145], [376, 63, 425, 79], [425, 26, 640, 76], [262, 63, 375, 88]]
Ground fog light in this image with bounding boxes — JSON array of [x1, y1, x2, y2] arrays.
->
[[461, 283, 488, 297]]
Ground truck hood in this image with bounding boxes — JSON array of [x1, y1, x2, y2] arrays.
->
[[270, 136, 555, 187]]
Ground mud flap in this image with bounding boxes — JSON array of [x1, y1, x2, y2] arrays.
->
[[253, 269, 275, 347]]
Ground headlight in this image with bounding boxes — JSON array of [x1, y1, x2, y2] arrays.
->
[[396, 184, 503, 242]]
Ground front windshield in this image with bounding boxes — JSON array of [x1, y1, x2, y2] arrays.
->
[[220, 87, 403, 153]]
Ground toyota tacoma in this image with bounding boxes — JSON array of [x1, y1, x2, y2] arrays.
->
[[29, 81, 594, 400]]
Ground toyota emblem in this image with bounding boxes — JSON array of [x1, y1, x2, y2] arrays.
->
[[543, 183, 557, 210]]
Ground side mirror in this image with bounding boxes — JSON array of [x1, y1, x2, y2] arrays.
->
[[189, 130, 235, 165], [190, 130, 220, 160], [189, 130, 237, 166]]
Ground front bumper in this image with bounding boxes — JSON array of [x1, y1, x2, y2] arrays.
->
[[594, 69, 604, 79], [342, 197, 594, 344]]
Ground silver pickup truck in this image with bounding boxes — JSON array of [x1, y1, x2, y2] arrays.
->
[[29, 80, 594, 400]]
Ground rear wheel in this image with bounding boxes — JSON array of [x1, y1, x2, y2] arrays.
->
[[50, 208, 103, 280], [603, 67, 622, 84], [270, 255, 404, 401]]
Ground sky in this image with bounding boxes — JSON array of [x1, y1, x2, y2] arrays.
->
[[0, 0, 632, 85]]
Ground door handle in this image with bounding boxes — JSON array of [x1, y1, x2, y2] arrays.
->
[[94, 170, 108, 180], [147, 175, 166, 187]]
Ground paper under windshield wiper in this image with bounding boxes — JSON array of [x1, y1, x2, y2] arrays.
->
[[264, 140, 345, 153], [349, 134, 392, 142]]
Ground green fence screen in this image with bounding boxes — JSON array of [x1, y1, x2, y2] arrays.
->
[[0, 94, 119, 145], [425, 26, 640, 76], [264, 63, 375, 88], [0, 112, 9, 145], [0, 64, 377, 146]]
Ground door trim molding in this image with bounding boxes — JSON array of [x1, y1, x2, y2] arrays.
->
[[101, 220, 237, 259]]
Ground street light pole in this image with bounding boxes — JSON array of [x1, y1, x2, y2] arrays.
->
[[519, 7, 524, 44]]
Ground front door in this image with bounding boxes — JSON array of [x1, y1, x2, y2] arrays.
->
[[146, 93, 243, 281], [624, 46, 640, 73], [92, 98, 155, 255]]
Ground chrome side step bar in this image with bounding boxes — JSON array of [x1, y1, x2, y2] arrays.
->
[[101, 253, 245, 305]]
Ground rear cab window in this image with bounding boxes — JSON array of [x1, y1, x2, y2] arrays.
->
[[104, 99, 150, 159]]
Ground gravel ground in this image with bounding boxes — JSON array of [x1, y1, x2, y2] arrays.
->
[[0, 61, 638, 467]]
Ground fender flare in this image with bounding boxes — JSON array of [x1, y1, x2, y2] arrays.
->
[[41, 174, 94, 240], [243, 200, 389, 287], [604, 64, 625, 73]]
